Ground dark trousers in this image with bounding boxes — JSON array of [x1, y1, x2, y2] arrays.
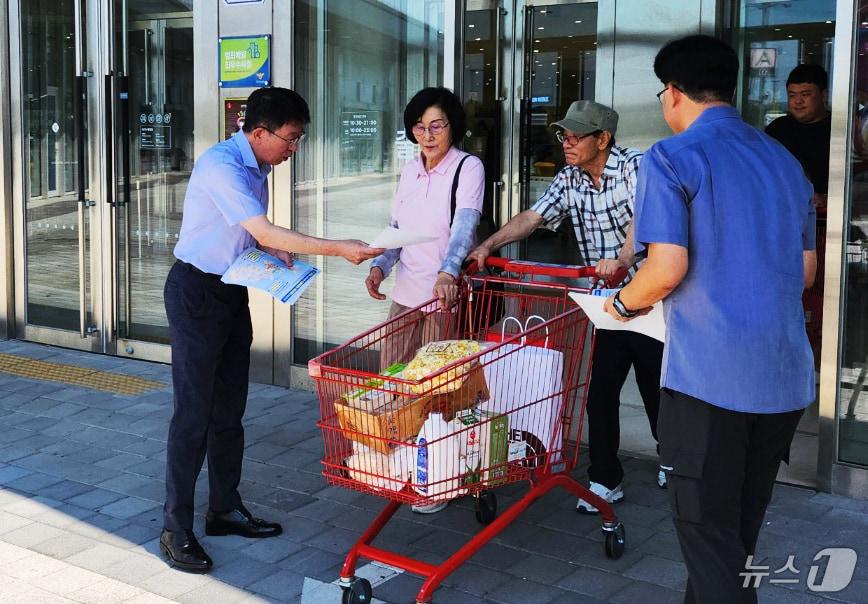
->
[[658, 389, 804, 604], [586, 330, 663, 488], [163, 261, 252, 531]]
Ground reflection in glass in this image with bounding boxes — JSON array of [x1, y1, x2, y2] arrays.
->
[[522, 3, 598, 266], [735, 0, 835, 131], [22, 0, 86, 330], [840, 7, 868, 467], [729, 0, 837, 483], [117, 2, 194, 344], [293, 0, 445, 363]]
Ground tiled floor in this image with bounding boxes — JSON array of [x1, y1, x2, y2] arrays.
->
[[0, 340, 864, 603]]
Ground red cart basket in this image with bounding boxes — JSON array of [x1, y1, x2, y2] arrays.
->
[[308, 258, 626, 604]]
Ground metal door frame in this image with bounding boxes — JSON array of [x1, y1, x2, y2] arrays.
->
[[7, 0, 183, 363], [460, 0, 611, 235], [9, 0, 110, 352]]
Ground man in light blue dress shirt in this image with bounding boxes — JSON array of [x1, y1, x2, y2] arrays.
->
[[160, 87, 382, 573], [605, 36, 816, 603]]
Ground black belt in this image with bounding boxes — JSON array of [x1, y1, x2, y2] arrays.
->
[[176, 260, 223, 281]]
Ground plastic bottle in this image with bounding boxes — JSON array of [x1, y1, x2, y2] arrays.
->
[[412, 412, 463, 499]]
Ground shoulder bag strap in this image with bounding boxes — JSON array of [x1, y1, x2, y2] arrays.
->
[[450, 155, 471, 227]]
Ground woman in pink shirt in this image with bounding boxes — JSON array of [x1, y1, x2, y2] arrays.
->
[[365, 88, 485, 513], [367, 88, 485, 355]]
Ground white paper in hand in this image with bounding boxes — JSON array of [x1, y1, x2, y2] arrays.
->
[[569, 292, 666, 343], [369, 227, 437, 249]]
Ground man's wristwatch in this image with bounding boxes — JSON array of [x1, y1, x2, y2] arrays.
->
[[612, 291, 639, 318]]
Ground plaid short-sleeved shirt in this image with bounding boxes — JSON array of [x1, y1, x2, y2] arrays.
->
[[531, 145, 643, 278]]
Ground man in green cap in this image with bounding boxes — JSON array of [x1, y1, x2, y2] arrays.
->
[[467, 99, 665, 512]]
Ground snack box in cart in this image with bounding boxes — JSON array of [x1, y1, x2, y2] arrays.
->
[[334, 364, 490, 455]]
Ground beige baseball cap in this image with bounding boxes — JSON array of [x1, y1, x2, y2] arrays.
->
[[550, 100, 618, 136]]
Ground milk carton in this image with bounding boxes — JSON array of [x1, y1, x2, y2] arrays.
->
[[453, 409, 509, 487]]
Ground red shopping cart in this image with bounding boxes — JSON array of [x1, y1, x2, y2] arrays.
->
[[308, 258, 626, 604]]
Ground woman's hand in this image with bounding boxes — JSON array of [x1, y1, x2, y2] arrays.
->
[[366, 267, 387, 300], [433, 271, 459, 310]]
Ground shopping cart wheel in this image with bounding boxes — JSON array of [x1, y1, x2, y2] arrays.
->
[[341, 578, 373, 604], [475, 491, 497, 525], [603, 523, 626, 559]]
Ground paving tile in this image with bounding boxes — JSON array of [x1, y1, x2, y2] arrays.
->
[[33, 563, 106, 596], [277, 546, 346, 582], [28, 503, 97, 529], [485, 576, 573, 603], [99, 551, 170, 585], [67, 488, 127, 511], [30, 532, 99, 560], [237, 535, 305, 564], [135, 567, 211, 600], [99, 496, 161, 520], [3, 470, 62, 494], [0, 464, 33, 485], [556, 564, 633, 600], [440, 562, 514, 597], [2, 522, 66, 548], [0, 509, 34, 535], [67, 577, 145, 604], [247, 568, 306, 601], [506, 555, 577, 584], [175, 580, 252, 604], [622, 554, 687, 590], [608, 579, 684, 604], [3, 493, 63, 516], [64, 542, 137, 572]]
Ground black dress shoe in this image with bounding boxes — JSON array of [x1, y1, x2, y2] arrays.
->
[[159, 529, 213, 573], [205, 507, 283, 538]]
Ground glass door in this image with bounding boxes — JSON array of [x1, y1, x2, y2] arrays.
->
[[12, 0, 99, 349], [461, 0, 601, 266], [519, 1, 598, 266], [10, 0, 191, 361], [113, 1, 194, 358]]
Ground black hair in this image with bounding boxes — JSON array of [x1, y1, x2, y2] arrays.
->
[[242, 87, 311, 133], [787, 64, 828, 91], [403, 87, 466, 145], [653, 35, 739, 104]]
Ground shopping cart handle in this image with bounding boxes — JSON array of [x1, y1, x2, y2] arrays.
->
[[484, 256, 625, 281]]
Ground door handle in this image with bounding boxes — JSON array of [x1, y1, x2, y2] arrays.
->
[[494, 7, 506, 102], [118, 75, 132, 338], [75, 74, 88, 338]]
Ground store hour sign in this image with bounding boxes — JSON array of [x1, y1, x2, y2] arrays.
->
[[341, 111, 380, 140], [218, 35, 270, 88], [140, 125, 171, 149]]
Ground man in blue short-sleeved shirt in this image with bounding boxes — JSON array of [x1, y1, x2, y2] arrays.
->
[[161, 88, 382, 574], [604, 36, 816, 603]]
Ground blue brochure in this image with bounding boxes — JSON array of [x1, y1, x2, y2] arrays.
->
[[221, 247, 319, 305]]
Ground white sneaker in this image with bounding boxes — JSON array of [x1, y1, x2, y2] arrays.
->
[[657, 466, 668, 489], [411, 501, 449, 514], [576, 481, 624, 514]]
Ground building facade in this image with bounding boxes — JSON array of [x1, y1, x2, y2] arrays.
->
[[0, 0, 865, 498]]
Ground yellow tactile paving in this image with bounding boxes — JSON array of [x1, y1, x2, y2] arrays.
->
[[0, 353, 165, 395]]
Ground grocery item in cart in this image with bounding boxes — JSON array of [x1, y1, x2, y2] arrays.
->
[[401, 340, 484, 395], [334, 361, 489, 455], [412, 412, 464, 499], [454, 409, 509, 487], [345, 441, 413, 492], [480, 318, 565, 467]]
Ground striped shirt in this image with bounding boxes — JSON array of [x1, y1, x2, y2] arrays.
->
[[531, 145, 643, 278]]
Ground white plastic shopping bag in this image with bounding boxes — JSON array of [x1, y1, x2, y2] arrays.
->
[[480, 316, 565, 467]]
